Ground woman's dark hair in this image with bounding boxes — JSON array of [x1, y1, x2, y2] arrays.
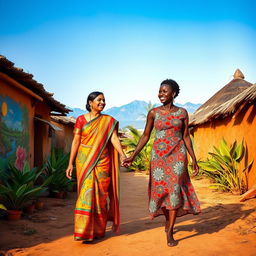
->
[[160, 79, 180, 98], [86, 91, 104, 111]]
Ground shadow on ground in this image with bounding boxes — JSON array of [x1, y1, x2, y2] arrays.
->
[[92, 203, 254, 244]]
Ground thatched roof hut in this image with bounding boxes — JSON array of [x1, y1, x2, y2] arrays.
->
[[189, 69, 253, 126], [189, 69, 256, 190]]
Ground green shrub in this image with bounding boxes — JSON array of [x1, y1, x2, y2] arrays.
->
[[199, 138, 253, 194]]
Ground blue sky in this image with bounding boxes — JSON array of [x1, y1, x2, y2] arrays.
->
[[1, 0, 255, 109]]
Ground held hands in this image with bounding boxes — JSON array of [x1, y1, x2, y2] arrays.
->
[[121, 156, 134, 168], [120, 155, 126, 167], [120, 155, 132, 167], [66, 165, 73, 180]]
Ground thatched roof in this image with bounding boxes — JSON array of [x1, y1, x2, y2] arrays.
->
[[189, 69, 254, 126], [51, 115, 76, 125], [0, 55, 70, 114]]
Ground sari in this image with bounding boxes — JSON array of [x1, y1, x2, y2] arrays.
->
[[73, 114, 120, 241]]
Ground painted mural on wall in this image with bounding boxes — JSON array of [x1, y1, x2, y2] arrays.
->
[[0, 95, 29, 170]]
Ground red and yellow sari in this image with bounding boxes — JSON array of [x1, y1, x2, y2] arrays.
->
[[73, 114, 120, 241]]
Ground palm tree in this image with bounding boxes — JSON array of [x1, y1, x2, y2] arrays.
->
[[140, 101, 157, 120]]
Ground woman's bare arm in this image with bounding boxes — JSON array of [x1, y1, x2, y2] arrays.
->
[[182, 110, 199, 176], [66, 134, 81, 179], [124, 109, 155, 164], [111, 129, 126, 161]]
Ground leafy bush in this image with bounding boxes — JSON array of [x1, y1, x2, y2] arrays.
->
[[199, 138, 253, 194]]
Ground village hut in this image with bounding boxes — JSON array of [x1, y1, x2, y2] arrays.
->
[[189, 69, 256, 189], [50, 116, 76, 153], [0, 56, 70, 169]]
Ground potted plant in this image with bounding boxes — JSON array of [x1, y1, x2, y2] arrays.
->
[[0, 182, 45, 220], [0, 162, 52, 219]]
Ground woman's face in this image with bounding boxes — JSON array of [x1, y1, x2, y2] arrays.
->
[[90, 94, 106, 112], [158, 84, 175, 104]]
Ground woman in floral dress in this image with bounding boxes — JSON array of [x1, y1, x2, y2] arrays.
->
[[123, 79, 201, 246]]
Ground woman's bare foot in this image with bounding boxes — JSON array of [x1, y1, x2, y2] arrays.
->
[[166, 229, 178, 247]]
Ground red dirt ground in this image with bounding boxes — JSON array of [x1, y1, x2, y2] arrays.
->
[[0, 169, 256, 256]]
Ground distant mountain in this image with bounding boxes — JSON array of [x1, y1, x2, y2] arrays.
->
[[105, 100, 147, 121], [68, 100, 201, 129], [177, 102, 202, 113], [69, 107, 88, 117]]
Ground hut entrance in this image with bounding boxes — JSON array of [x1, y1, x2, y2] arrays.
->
[[33, 116, 62, 166]]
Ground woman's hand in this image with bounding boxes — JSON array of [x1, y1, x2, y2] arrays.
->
[[66, 165, 73, 180], [122, 156, 134, 167], [120, 155, 127, 166], [191, 160, 199, 177]]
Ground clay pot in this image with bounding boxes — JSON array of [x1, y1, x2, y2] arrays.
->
[[34, 200, 44, 210], [24, 204, 35, 214], [7, 210, 22, 221]]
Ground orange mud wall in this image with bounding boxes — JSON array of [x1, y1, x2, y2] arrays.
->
[[191, 103, 256, 189], [34, 101, 52, 166], [51, 120, 74, 153], [0, 72, 52, 169]]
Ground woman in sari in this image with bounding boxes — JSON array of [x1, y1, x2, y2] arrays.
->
[[66, 91, 126, 241], [123, 79, 201, 247]]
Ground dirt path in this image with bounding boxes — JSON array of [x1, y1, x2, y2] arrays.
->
[[1, 170, 256, 256]]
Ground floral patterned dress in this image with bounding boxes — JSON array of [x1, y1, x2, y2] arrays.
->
[[149, 107, 201, 218]]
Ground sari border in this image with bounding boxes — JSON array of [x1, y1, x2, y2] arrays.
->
[[81, 114, 102, 132]]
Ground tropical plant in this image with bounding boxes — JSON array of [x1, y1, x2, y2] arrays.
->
[[199, 138, 253, 194], [0, 162, 43, 186], [42, 148, 74, 193], [122, 126, 154, 173], [0, 162, 51, 210], [0, 182, 45, 210]]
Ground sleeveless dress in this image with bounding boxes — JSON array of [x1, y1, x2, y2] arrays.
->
[[149, 107, 201, 218]]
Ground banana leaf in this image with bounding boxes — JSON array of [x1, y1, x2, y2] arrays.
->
[[234, 139, 244, 162]]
